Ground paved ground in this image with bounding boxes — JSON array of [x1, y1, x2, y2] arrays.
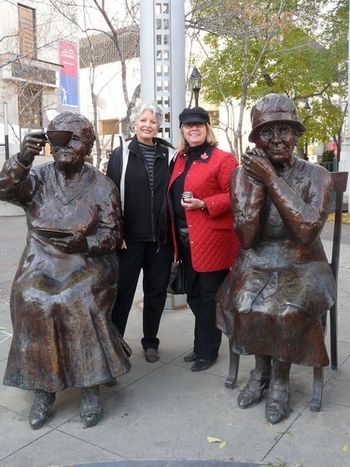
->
[[1, 215, 350, 467]]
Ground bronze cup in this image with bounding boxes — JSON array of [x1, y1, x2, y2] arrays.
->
[[47, 130, 73, 147]]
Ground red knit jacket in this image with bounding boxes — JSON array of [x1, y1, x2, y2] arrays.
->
[[168, 146, 240, 272]]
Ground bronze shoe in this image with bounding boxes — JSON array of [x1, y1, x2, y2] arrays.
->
[[265, 383, 290, 424], [29, 389, 56, 429], [80, 386, 102, 428], [238, 369, 269, 409]]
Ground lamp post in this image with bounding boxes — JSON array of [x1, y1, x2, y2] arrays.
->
[[189, 66, 202, 107], [304, 100, 311, 111], [3, 102, 9, 161], [303, 100, 311, 159]]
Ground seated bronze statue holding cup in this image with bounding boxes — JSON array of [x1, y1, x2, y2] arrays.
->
[[0, 111, 131, 429], [216, 94, 335, 424]]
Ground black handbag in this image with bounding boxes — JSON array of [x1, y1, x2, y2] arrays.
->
[[167, 261, 186, 295]]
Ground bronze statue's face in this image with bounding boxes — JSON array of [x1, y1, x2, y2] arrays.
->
[[255, 123, 298, 166], [48, 115, 94, 171]]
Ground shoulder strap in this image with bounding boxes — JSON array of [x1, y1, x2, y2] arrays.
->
[[167, 147, 178, 164], [119, 135, 131, 212]]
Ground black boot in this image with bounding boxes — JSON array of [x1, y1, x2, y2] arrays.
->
[[238, 355, 271, 409], [191, 358, 216, 372], [183, 351, 197, 362], [80, 385, 102, 428], [29, 389, 56, 429], [265, 360, 291, 424]]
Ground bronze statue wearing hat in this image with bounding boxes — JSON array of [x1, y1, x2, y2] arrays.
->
[[216, 93, 335, 424], [0, 111, 131, 429]]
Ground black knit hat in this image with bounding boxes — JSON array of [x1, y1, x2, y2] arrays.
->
[[179, 107, 210, 127]]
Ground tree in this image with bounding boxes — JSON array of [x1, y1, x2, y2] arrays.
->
[[187, 0, 347, 159], [0, 1, 78, 147], [50, 0, 140, 168]]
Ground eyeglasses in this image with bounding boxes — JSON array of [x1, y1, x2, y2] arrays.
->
[[259, 125, 295, 141], [182, 122, 206, 129]]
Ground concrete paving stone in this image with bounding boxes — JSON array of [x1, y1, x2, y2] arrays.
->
[[0, 284, 12, 303], [0, 370, 112, 429], [127, 306, 255, 386], [56, 364, 308, 464], [1, 426, 125, 467], [263, 402, 350, 467], [0, 339, 11, 363], [113, 354, 172, 392], [0, 299, 10, 311], [1, 217, 350, 466], [0, 405, 53, 462], [336, 309, 350, 344], [0, 360, 166, 432], [0, 325, 12, 364], [322, 355, 350, 407], [58, 462, 264, 467], [123, 307, 195, 363], [0, 313, 11, 332], [290, 340, 350, 391]]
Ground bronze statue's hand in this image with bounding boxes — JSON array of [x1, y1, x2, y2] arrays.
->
[[18, 132, 47, 165], [242, 148, 275, 184], [50, 233, 88, 254]]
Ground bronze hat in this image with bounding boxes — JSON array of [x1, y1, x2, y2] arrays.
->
[[249, 93, 306, 142]]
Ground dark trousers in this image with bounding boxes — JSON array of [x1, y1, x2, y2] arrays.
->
[[179, 241, 229, 360], [111, 241, 173, 350]]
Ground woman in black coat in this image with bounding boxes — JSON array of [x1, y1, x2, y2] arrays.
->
[[107, 102, 175, 362]]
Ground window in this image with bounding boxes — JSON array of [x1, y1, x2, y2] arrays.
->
[[18, 4, 36, 59], [79, 26, 139, 68], [18, 85, 42, 129], [99, 119, 120, 136]]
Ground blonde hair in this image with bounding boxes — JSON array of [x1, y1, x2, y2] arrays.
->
[[177, 123, 218, 150]]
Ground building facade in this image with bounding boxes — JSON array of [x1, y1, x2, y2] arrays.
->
[[0, 1, 78, 162]]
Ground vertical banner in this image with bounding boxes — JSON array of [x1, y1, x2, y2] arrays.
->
[[59, 41, 79, 109]]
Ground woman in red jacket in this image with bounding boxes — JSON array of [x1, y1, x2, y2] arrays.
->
[[168, 107, 240, 371]]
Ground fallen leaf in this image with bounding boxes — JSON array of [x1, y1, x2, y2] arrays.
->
[[219, 441, 227, 449], [341, 445, 349, 452], [207, 436, 222, 443]]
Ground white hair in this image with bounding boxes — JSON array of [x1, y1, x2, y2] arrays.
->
[[130, 102, 163, 128]]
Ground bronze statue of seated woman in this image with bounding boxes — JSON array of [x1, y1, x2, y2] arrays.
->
[[0, 112, 131, 429], [216, 94, 335, 424]]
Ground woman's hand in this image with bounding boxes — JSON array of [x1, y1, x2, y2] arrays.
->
[[242, 148, 275, 184], [50, 232, 88, 254], [181, 198, 206, 211]]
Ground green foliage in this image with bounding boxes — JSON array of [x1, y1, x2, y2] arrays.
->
[[190, 0, 348, 155]]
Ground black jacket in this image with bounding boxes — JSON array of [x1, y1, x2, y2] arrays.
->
[[107, 135, 174, 244]]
